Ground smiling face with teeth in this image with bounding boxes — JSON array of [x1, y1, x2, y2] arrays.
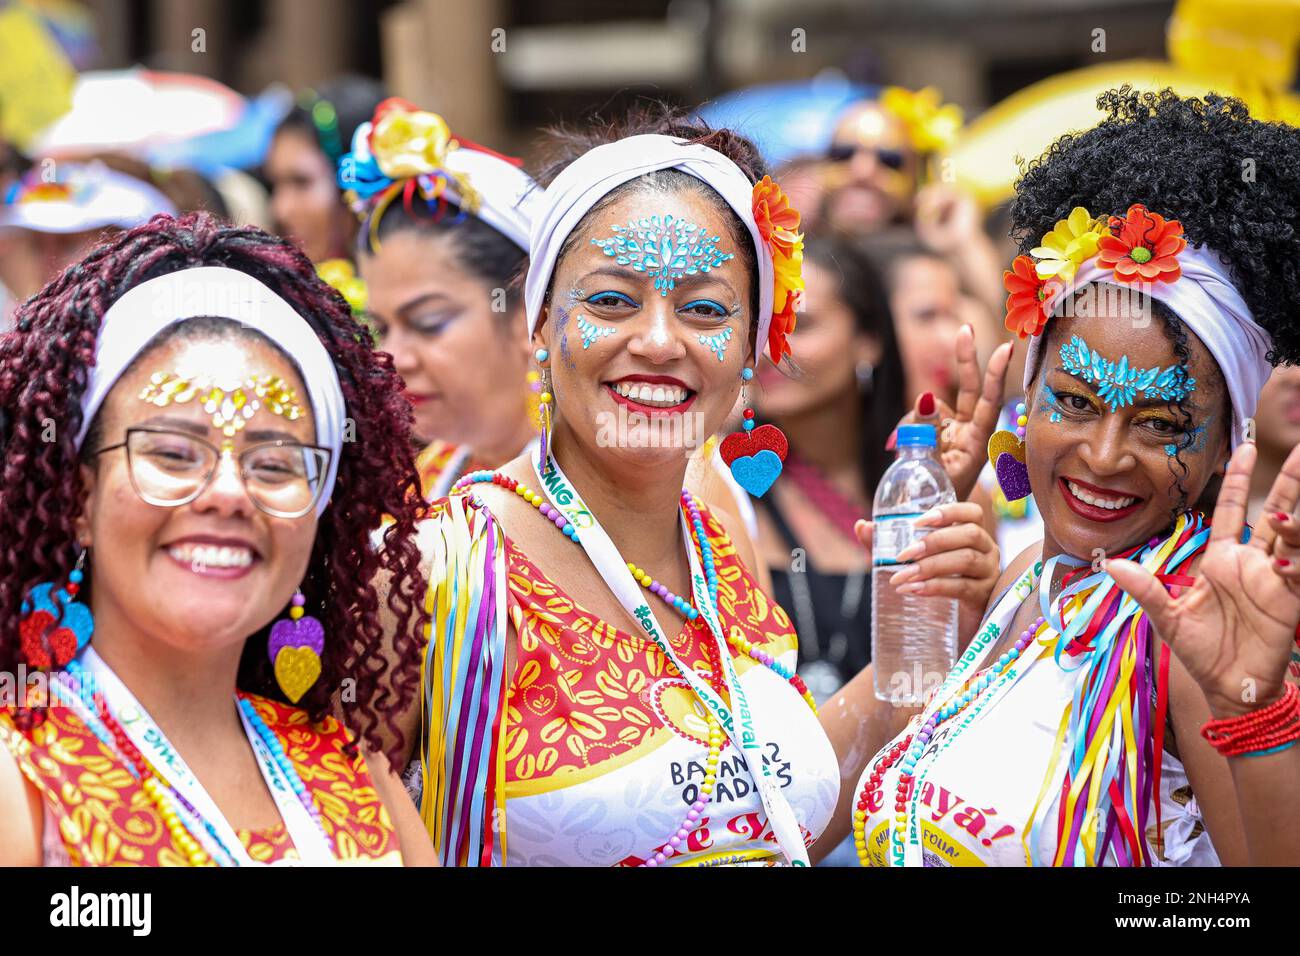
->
[[1026, 296, 1231, 562], [76, 323, 320, 655], [534, 179, 755, 477]]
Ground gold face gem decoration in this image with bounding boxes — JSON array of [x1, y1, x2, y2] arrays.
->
[[139, 371, 304, 437]]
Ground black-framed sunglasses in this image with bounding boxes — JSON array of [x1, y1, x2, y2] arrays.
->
[[92, 427, 331, 519], [826, 142, 907, 171]]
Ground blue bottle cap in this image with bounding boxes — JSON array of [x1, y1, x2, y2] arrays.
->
[[896, 424, 937, 448]]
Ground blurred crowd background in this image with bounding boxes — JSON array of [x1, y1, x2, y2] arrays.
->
[[2, 0, 1299, 740]]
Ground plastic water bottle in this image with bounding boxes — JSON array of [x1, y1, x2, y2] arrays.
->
[[871, 424, 958, 704]]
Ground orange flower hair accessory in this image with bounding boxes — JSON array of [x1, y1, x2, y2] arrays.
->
[[1097, 203, 1186, 284], [752, 175, 805, 362], [1004, 254, 1063, 339]]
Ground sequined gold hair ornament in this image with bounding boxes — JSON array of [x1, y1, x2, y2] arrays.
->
[[139, 372, 304, 437]]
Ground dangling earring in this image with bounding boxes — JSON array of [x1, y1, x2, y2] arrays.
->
[[856, 361, 874, 394], [988, 400, 1031, 502], [719, 367, 787, 497], [535, 348, 554, 468], [268, 590, 324, 704], [526, 369, 543, 431], [19, 548, 94, 670]]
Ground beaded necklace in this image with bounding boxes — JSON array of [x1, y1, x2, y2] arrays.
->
[[56, 656, 330, 866], [852, 608, 1046, 866], [453, 468, 817, 865]]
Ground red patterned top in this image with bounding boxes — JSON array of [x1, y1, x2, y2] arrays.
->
[[487, 498, 840, 866], [0, 693, 403, 866]]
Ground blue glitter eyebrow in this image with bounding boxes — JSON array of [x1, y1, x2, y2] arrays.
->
[[591, 214, 735, 296], [1058, 335, 1196, 413]]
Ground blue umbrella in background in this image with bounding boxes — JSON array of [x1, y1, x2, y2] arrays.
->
[[695, 73, 873, 168]]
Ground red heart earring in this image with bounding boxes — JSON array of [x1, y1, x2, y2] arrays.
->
[[718, 367, 787, 497]]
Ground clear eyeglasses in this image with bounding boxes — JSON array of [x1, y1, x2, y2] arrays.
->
[[93, 427, 331, 519]]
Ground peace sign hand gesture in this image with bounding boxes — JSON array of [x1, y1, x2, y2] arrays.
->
[[900, 324, 1013, 501], [1106, 442, 1300, 719]]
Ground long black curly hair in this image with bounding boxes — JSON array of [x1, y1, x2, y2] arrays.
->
[[1011, 87, 1300, 365], [1010, 87, 1300, 513]]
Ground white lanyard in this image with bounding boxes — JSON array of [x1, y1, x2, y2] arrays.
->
[[891, 564, 1043, 866], [78, 649, 335, 866], [530, 446, 811, 865]]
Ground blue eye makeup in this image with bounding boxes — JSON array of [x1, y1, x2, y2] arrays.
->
[[680, 298, 729, 319], [1039, 380, 1065, 423], [585, 290, 638, 308]]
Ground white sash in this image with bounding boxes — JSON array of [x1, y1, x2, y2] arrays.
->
[[70, 649, 335, 866], [530, 446, 810, 865]]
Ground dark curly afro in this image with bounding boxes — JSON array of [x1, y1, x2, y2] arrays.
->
[[1009, 87, 1300, 366]]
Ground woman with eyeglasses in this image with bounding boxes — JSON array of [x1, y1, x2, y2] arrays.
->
[[0, 212, 435, 866]]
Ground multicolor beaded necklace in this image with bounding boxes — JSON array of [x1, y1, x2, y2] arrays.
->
[[452, 469, 817, 865], [852, 612, 1046, 866], [57, 657, 328, 866]]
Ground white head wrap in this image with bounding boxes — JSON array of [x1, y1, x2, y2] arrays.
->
[[523, 134, 772, 350], [76, 266, 346, 515], [1026, 244, 1272, 448], [440, 147, 539, 250]]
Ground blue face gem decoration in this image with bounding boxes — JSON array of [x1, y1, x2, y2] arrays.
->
[[576, 315, 616, 349], [698, 327, 733, 361], [1058, 335, 1196, 413], [1038, 380, 1064, 423], [591, 214, 735, 296]]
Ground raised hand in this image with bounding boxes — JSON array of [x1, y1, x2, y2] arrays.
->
[[1106, 442, 1300, 719], [899, 324, 1013, 501], [854, 501, 1001, 648]]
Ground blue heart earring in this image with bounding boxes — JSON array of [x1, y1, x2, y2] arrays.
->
[[718, 367, 787, 497], [19, 548, 94, 670]]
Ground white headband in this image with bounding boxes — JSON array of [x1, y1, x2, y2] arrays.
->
[[1026, 243, 1272, 449], [441, 146, 539, 250], [77, 266, 347, 515], [524, 134, 773, 354]]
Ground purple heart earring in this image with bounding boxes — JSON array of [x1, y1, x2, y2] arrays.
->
[[268, 589, 325, 704]]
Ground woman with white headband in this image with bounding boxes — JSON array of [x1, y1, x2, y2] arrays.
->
[[404, 111, 999, 867], [0, 212, 435, 866], [338, 98, 545, 502], [837, 89, 1300, 866]]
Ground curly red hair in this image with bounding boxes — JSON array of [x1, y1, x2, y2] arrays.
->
[[0, 212, 427, 765]]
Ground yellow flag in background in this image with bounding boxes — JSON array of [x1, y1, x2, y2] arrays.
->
[[0, 2, 75, 152]]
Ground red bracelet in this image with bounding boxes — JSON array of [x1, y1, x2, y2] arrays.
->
[[1201, 682, 1300, 757]]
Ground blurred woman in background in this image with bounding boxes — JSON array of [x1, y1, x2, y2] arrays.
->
[[753, 233, 905, 702], [266, 74, 385, 265], [342, 98, 542, 500]]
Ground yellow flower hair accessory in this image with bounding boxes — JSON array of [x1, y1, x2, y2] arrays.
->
[[879, 86, 964, 155], [1030, 206, 1106, 282]]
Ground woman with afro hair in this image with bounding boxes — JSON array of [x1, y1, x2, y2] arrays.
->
[[0, 212, 436, 866], [832, 88, 1300, 867]]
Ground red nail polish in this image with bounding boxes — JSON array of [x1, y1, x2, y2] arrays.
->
[[1278, 558, 1292, 568], [918, 392, 936, 416], [1275, 511, 1291, 523]]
